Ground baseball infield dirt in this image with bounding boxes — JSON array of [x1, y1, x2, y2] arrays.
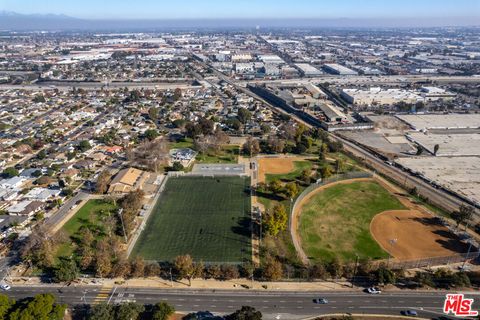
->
[[370, 209, 469, 261]]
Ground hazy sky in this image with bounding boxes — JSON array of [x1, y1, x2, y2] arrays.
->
[[0, 0, 479, 20]]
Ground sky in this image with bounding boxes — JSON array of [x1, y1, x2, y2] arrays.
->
[[0, 0, 479, 20]]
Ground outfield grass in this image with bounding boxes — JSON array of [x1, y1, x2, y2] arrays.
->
[[131, 176, 251, 263], [55, 199, 118, 260], [299, 181, 406, 263]]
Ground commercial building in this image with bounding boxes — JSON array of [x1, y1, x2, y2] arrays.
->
[[108, 167, 148, 194]]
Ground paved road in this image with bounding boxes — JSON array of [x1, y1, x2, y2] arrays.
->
[[5, 286, 476, 319], [44, 191, 90, 231]]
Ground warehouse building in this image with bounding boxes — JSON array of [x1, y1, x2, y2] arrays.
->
[[322, 63, 358, 75]]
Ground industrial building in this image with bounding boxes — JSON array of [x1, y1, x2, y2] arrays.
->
[[295, 63, 322, 77], [341, 88, 421, 105], [322, 63, 358, 75]]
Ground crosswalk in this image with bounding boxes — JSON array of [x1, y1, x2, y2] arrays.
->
[[92, 285, 114, 305]]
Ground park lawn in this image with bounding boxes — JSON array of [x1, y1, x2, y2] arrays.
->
[[169, 137, 194, 149], [265, 160, 314, 184], [196, 145, 239, 164], [131, 176, 251, 263], [299, 180, 406, 263], [55, 199, 118, 260], [258, 160, 314, 266]]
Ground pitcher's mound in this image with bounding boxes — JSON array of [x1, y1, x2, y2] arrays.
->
[[370, 210, 469, 261]]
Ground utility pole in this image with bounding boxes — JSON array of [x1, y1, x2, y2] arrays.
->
[[169, 268, 173, 287], [117, 208, 128, 243]]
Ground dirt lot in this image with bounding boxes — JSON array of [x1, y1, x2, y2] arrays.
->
[[257, 156, 309, 183], [370, 209, 469, 261]]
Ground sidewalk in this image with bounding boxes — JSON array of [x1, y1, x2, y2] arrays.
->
[[9, 276, 359, 291]]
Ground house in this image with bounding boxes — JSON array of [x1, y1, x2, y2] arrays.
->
[[105, 145, 123, 155], [7, 200, 44, 216], [24, 187, 61, 201], [0, 177, 26, 189], [73, 160, 96, 170], [108, 167, 147, 194]]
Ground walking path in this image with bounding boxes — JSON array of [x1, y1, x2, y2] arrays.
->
[[238, 156, 261, 266]]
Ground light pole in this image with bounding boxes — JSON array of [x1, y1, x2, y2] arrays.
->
[[117, 208, 128, 243], [352, 254, 359, 288], [462, 240, 473, 270]]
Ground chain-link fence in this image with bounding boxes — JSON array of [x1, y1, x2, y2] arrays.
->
[[382, 251, 480, 270]]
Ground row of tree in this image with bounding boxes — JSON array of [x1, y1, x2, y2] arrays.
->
[[0, 293, 66, 320]]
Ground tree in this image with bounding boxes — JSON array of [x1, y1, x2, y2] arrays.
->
[[262, 256, 283, 281], [144, 262, 161, 277], [220, 264, 239, 280], [265, 204, 288, 236], [185, 122, 202, 139], [226, 306, 262, 320], [300, 168, 312, 184], [319, 143, 328, 161], [450, 204, 474, 228], [152, 302, 175, 320], [130, 256, 146, 278], [174, 254, 195, 286], [148, 107, 159, 121], [1, 167, 19, 178], [89, 303, 115, 320], [375, 265, 396, 285], [144, 129, 159, 141], [53, 257, 79, 283], [433, 144, 440, 156], [78, 140, 92, 152], [96, 170, 111, 194], [115, 302, 144, 320], [320, 165, 333, 180], [242, 137, 260, 157], [37, 149, 47, 160], [173, 88, 182, 101], [171, 161, 184, 171], [335, 159, 346, 173], [8, 293, 66, 320], [237, 108, 252, 124], [283, 182, 299, 199], [0, 294, 14, 319], [268, 179, 282, 195]]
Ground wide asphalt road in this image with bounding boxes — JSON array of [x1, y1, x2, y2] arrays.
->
[[5, 285, 478, 319]]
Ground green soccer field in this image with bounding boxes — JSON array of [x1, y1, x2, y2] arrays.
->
[[131, 176, 252, 263]]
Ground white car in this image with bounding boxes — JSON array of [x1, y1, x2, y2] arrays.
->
[[367, 287, 381, 294], [0, 284, 11, 291]]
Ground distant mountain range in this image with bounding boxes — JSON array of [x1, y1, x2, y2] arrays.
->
[[0, 11, 479, 31]]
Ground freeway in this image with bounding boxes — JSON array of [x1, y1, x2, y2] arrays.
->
[[4, 285, 475, 319]]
